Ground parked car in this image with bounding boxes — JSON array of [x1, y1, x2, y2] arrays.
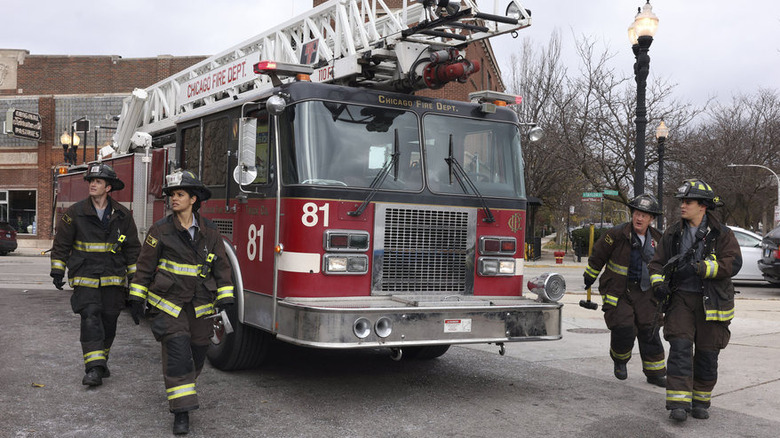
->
[[0, 222, 18, 256], [759, 225, 780, 286], [730, 226, 765, 282]]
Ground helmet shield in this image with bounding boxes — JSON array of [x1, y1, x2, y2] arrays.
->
[[674, 179, 723, 208], [163, 170, 212, 202], [84, 164, 124, 191], [628, 193, 662, 216]]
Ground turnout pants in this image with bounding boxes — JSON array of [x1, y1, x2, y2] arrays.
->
[[71, 286, 126, 372], [664, 291, 731, 411], [602, 282, 666, 378], [151, 302, 212, 413]]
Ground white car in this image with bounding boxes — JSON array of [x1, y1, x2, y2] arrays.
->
[[730, 226, 765, 282]]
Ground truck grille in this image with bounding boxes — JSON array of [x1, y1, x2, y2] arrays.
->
[[373, 204, 475, 294]]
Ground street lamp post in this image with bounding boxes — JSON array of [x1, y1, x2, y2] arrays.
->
[[655, 120, 668, 230], [59, 130, 80, 165], [628, 1, 659, 197], [728, 163, 780, 228]]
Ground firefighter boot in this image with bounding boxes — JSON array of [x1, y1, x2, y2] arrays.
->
[[614, 362, 628, 380], [173, 412, 189, 435], [646, 375, 666, 387], [82, 368, 103, 387], [691, 407, 709, 420], [669, 408, 687, 422]]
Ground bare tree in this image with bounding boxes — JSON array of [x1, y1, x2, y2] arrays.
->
[[669, 88, 780, 230], [506, 32, 700, 241]]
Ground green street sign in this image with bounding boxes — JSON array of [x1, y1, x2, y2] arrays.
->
[[582, 192, 602, 198], [603, 190, 619, 196]]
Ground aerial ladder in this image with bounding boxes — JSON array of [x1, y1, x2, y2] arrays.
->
[[111, 0, 531, 154]]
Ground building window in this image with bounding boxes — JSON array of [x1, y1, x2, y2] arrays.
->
[[7, 190, 37, 234], [0, 191, 7, 222]]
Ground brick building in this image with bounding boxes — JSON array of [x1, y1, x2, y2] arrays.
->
[[0, 3, 507, 250], [0, 50, 207, 249]]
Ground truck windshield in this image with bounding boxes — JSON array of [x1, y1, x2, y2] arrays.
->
[[284, 100, 423, 190], [423, 115, 526, 198]]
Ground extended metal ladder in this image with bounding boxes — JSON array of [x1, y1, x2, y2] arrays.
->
[[113, 0, 531, 153]]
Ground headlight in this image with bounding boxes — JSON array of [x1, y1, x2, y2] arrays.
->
[[478, 257, 516, 276], [324, 254, 369, 274]]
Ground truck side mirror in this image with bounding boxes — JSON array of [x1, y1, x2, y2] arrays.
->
[[233, 117, 258, 185]]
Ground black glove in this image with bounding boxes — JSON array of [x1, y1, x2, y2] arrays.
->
[[692, 261, 710, 278], [652, 283, 670, 304], [51, 273, 65, 290], [130, 301, 145, 325], [583, 272, 596, 290], [218, 302, 234, 313]]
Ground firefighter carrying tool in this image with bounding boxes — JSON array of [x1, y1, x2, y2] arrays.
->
[[129, 170, 235, 434], [583, 194, 666, 387], [50, 163, 141, 386]]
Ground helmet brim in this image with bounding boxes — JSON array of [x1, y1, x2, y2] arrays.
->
[[85, 176, 124, 191], [163, 185, 211, 201]]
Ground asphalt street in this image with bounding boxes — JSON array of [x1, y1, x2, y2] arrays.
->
[[2, 249, 780, 437]]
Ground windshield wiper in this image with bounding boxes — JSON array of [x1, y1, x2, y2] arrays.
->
[[445, 134, 495, 223], [348, 129, 400, 217]]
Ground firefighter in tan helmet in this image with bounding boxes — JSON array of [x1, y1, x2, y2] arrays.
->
[[129, 170, 234, 435], [649, 179, 741, 422], [50, 163, 141, 387], [583, 193, 667, 387]]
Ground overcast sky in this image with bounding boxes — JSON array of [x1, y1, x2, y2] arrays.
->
[[4, 0, 778, 107]]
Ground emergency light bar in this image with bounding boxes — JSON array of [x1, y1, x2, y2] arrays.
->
[[253, 61, 314, 86], [468, 90, 523, 105]]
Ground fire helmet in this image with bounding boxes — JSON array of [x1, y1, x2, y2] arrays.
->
[[84, 163, 124, 191], [674, 179, 723, 208], [628, 193, 662, 216], [163, 170, 212, 202]]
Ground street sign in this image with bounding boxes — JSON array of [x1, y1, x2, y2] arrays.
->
[[581, 192, 602, 202], [4, 108, 42, 141], [603, 189, 619, 196]]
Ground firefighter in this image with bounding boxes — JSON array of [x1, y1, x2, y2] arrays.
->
[[648, 179, 741, 422], [128, 170, 234, 435], [50, 163, 141, 387], [583, 194, 666, 387]]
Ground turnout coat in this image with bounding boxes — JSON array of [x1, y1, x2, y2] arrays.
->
[[50, 196, 140, 288], [128, 213, 234, 318]]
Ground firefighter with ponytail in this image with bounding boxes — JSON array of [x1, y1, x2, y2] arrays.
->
[[129, 170, 234, 435], [649, 179, 741, 422]]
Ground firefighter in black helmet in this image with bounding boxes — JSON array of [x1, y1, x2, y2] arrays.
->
[[583, 193, 666, 387], [129, 170, 234, 435], [50, 163, 141, 387], [649, 179, 741, 422]]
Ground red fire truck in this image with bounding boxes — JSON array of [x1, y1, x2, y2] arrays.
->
[[55, 0, 566, 370]]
